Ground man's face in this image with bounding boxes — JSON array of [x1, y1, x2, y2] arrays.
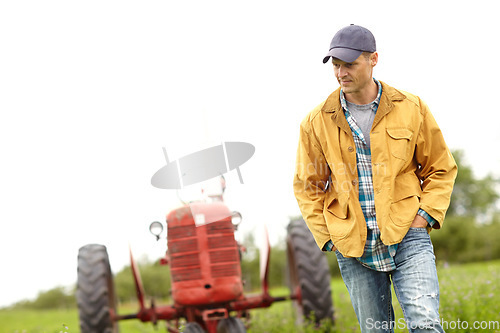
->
[[332, 52, 377, 96]]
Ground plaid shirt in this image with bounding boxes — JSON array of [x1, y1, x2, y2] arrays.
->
[[324, 79, 436, 272]]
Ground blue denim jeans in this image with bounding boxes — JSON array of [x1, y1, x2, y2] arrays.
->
[[335, 228, 445, 332]]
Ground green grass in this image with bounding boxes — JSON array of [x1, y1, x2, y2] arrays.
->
[[1, 260, 499, 333], [246, 279, 358, 333], [249, 260, 500, 333], [436, 260, 500, 333], [0, 304, 163, 333], [0, 308, 77, 333]]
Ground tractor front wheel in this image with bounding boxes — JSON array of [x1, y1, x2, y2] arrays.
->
[[77, 244, 119, 333], [183, 322, 205, 333], [217, 317, 246, 333], [286, 218, 334, 326]]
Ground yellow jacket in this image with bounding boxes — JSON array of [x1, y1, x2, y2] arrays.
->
[[293, 81, 457, 257]]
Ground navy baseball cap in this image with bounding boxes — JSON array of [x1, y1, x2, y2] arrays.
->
[[323, 24, 376, 64]]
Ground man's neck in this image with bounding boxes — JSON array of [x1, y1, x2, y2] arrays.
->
[[344, 80, 378, 105]]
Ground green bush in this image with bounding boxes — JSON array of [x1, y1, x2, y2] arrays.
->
[[12, 286, 75, 310]]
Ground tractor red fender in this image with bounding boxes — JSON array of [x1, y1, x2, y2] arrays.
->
[[130, 246, 146, 310], [259, 226, 271, 296]]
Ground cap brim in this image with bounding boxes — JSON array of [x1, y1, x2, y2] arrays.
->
[[322, 48, 362, 64]]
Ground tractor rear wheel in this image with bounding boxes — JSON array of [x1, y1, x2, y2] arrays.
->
[[183, 322, 205, 332], [217, 317, 246, 333], [286, 218, 334, 326], [77, 244, 119, 333]]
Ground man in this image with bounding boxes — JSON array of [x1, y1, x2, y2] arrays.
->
[[293, 24, 457, 332]]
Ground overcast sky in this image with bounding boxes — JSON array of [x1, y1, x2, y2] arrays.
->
[[1, 0, 499, 308]]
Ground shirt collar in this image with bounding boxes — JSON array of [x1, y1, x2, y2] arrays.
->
[[340, 78, 382, 112]]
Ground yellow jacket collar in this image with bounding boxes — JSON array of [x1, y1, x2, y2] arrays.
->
[[321, 80, 406, 133]]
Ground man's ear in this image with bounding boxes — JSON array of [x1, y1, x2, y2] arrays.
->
[[370, 52, 378, 67]]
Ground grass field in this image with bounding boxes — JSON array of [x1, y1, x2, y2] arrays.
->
[[1, 260, 499, 333], [248, 260, 500, 333]]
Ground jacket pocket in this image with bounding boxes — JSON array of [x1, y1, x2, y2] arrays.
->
[[389, 196, 419, 227], [388, 173, 422, 227], [326, 198, 347, 219], [325, 194, 352, 239], [387, 128, 413, 161]]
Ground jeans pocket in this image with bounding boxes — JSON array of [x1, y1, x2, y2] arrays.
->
[[400, 227, 433, 254], [409, 227, 428, 232]]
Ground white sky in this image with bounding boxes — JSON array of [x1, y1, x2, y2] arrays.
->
[[1, 0, 499, 308]]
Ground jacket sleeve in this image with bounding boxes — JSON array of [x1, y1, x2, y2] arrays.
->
[[293, 119, 332, 249], [415, 99, 458, 228]]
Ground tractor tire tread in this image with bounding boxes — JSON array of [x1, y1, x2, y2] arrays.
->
[[287, 218, 334, 324], [217, 317, 246, 333], [76, 244, 118, 333]]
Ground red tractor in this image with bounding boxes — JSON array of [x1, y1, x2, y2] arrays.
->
[[76, 198, 334, 332]]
